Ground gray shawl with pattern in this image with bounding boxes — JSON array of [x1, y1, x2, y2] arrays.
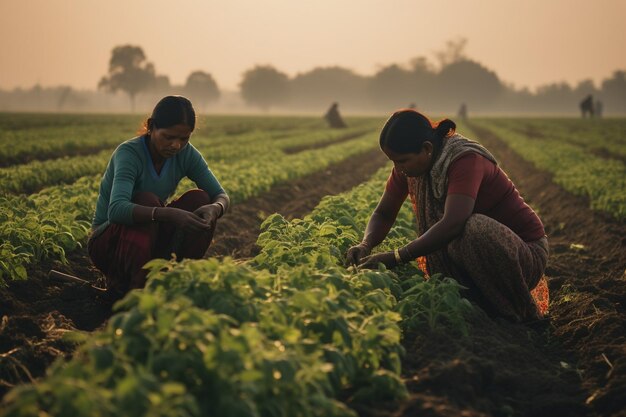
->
[[407, 133, 497, 277]]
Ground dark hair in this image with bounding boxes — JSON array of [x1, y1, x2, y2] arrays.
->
[[379, 109, 456, 154], [141, 95, 196, 134]]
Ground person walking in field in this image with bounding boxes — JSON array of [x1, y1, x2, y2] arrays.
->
[[88, 95, 230, 298], [346, 109, 549, 322], [580, 94, 594, 118], [457, 102, 468, 120]]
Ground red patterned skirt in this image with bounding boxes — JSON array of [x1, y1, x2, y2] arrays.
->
[[416, 214, 550, 322], [88, 189, 214, 295]]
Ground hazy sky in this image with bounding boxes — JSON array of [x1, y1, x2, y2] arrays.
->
[[1, 0, 625, 92]]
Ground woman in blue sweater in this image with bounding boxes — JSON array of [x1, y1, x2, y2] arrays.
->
[[89, 96, 229, 297]]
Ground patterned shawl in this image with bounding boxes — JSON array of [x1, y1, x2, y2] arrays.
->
[[406, 133, 497, 278]]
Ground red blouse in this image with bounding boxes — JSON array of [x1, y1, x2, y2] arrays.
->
[[385, 153, 545, 242]]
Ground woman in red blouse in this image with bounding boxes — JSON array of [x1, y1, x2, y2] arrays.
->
[[346, 109, 549, 322]]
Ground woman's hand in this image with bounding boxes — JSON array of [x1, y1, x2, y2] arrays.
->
[[167, 207, 213, 233], [193, 203, 222, 225], [357, 251, 397, 270], [345, 243, 372, 266]]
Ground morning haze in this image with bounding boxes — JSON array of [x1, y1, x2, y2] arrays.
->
[[1, 0, 625, 114]]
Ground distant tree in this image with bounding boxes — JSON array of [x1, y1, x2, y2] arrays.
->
[[56, 86, 72, 111], [497, 82, 534, 112], [437, 59, 504, 110], [573, 79, 596, 96], [601, 70, 626, 113], [98, 45, 156, 111], [366, 57, 438, 111], [152, 75, 172, 94], [408, 56, 438, 109], [54, 85, 86, 111], [369, 64, 416, 109], [290, 66, 368, 109], [239, 65, 290, 111], [184, 71, 220, 110], [534, 82, 574, 111], [31, 84, 43, 95], [410, 56, 435, 73]]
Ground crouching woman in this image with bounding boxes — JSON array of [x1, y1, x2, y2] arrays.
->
[[346, 109, 549, 322], [88, 96, 229, 298]]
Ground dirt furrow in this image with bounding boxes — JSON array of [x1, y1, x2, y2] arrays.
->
[[282, 130, 373, 154], [467, 122, 626, 417], [207, 146, 388, 258]]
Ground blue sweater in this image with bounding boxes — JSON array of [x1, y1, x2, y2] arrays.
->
[[92, 136, 224, 231]]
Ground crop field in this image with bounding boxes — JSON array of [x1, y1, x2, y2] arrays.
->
[[0, 114, 625, 417]]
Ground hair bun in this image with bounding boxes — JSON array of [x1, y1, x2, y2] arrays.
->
[[435, 119, 456, 138]]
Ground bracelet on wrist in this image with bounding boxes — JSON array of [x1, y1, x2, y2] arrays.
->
[[393, 248, 402, 264], [399, 247, 412, 263], [215, 201, 225, 218]]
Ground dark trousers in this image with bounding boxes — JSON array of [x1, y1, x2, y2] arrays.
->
[[88, 189, 213, 295]]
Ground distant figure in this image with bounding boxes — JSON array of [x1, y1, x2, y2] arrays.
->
[[580, 94, 594, 118], [324, 102, 347, 128], [595, 100, 603, 118], [408, 103, 417, 110], [458, 102, 468, 120]]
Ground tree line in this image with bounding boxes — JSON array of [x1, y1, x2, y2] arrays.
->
[[2, 42, 625, 115]]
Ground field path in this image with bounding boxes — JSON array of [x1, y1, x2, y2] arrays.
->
[[465, 122, 626, 417]]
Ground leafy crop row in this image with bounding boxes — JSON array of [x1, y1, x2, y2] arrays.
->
[[466, 119, 626, 220], [478, 117, 626, 159], [0, 119, 134, 167], [0, 130, 379, 285], [1, 167, 472, 417], [254, 168, 473, 336], [0, 177, 95, 284], [0, 124, 374, 196], [0, 114, 331, 167], [181, 132, 381, 202]]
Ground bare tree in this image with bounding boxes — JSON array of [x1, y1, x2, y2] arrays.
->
[[434, 37, 468, 68], [98, 45, 156, 111]]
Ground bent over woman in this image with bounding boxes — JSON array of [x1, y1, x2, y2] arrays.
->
[[89, 96, 230, 298], [346, 109, 549, 322]]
